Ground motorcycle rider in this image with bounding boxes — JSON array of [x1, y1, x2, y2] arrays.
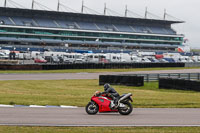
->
[[97, 83, 120, 107]]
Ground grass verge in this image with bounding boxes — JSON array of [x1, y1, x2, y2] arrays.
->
[[0, 79, 200, 108], [0, 67, 199, 74], [0, 126, 200, 133]]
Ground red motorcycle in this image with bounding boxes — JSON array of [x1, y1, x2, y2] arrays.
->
[[85, 91, 133, 115]]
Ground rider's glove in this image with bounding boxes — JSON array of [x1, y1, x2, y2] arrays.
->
[[96, 92, 102, 97]]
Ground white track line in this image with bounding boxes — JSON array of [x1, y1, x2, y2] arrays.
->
[[0, 104, 14, 107], [60, 105, 78, 108], [29, 105, 46, 108], [0, 124, 200, 127], [0, 104, 78, 108]]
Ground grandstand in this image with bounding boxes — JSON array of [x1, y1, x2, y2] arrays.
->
[[0, 6, 184, 52]]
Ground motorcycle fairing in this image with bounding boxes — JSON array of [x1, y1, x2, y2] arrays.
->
[[91, 96, 117, 112]]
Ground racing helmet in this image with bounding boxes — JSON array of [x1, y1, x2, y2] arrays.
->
[[104, 83, 110, 91]]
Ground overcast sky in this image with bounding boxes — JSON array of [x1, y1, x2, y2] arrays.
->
[[0, 0, 199, 48]]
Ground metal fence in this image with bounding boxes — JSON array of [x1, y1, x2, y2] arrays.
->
[[185, 63, 200, 67], [128, 73, 200, 82]]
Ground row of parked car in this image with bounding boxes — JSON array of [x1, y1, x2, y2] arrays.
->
[[34, 51, 200, 64], [0, 49, 200, 64]]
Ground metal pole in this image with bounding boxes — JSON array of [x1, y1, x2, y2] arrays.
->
[[104, 3, 106, 15], [147, 74, 149, 82], [23, 53, 24, 64], [157, 74, 160, 80], [145, 7, 148, 18], [188, 73, 191, 80], [4, 0, 7, 7], [32, 0, 34, 9], [57, 0, 60, 11], [164, 9, 166, 20], [81, 0, 84, 13], [125, 5, 128, 17]]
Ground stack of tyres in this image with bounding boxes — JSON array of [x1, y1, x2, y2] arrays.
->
[[40, 63, 185, 70], [99, 75, 109, 85], [99, 75, 144, 87], [159, 78, 200, 92]]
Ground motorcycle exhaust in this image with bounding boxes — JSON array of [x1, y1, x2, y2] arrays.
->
[[117, 93, 132, 106]]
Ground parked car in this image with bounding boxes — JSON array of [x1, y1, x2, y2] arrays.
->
[[141, 57, 151, 63], [163, 58, 176, 63], [63, 53, 84, 63], [159, 58, 169, 63], [45, 56, 60, 63], [0, 52, 9, 59], [58, 56, 64, 63], [34, 57, 47, 63], [147, 57, 159, 63], [51, 56, 60, 63]]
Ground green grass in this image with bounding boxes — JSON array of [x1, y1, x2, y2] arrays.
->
[[191, 49, 200, 52], [0, 80, 200, 108], [0, 67, 199, 74], [0, 126, 200, 133]]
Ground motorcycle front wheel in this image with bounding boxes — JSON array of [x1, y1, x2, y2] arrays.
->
[[118, 102, 133, 115], [85, 102, 99, 115]]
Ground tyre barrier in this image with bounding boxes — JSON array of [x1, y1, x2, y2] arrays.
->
[[0, 64, 42, 70], [99, 75, 144, 86], [0, 62, 185, 70], [41, 63, 184, 70], [159, 78, 200, 91]]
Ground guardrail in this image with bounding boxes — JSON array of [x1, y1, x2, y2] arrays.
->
[[127, 73, 200, 82]]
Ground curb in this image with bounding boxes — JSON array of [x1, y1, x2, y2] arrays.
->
[[0, 104, 78, 108]]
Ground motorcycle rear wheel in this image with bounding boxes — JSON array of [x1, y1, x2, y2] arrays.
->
[[118, 102, 133, 115], [85, 102, 99, 115]]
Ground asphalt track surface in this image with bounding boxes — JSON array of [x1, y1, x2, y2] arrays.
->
[[0, 68, 200, 126], [0, 107, 200, 126], [0, 69, 200, 80]]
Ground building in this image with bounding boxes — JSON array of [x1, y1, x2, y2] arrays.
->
[[0, 7, 184, 52]]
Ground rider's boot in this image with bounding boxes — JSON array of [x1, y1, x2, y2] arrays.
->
[[110, 95, 117, 108]]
